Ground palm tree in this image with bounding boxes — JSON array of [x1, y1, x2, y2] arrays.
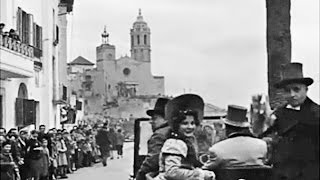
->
[[266, 0, 291, 109]]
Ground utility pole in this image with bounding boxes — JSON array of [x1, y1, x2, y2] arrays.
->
[[266, 0, 291, 109]]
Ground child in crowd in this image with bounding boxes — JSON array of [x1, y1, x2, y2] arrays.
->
[[40, 138, 50, 180], [56, 133, 68, 179], [82, 138, 93, 167], [0, 141, 20, 180]]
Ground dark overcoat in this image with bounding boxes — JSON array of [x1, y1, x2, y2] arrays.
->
[[262, 97, 319, 180], [95, 128, 111, 156], [135, 123, 170, 180]]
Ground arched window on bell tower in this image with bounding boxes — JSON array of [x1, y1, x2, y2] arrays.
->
[[144, 35, 147, 45], [137, 35, 140, 45]]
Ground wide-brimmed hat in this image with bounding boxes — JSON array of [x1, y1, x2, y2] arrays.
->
[[146, 98, 170, 117], [275, 62, 314, 88], [165, 94, 204, 130], [223, 105, 250, 128]]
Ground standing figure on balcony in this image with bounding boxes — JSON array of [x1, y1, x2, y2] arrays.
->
[[261, 62, 319, 180], [8, 29, 20, 41], [0, 23, 5, 35]]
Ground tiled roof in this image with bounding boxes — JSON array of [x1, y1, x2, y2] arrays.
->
[[204, 103, 226, 117], [68, 56, 94, 65]]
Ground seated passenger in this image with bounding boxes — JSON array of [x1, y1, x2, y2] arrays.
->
[[154, 94, 215, 180], [203, 105, 268, 170], [136, 98, 170, 180]]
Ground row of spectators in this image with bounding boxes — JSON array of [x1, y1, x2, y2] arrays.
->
[[0, 124, 125, 180]]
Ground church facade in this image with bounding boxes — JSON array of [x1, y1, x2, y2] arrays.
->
[[68, 10, 165, 122]]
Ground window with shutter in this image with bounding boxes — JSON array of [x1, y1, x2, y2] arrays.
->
[[39, 26, 42, 50], [15, 98, 24, 126], [63, 85, 67, 101], [17, 8, 23, 40], [76, 100, 82, 110], [23, 99, 35, 126], [15, 98, 36, 127], [33, 24, 43, 58], [17, 7, 42, 52], [22, 10, 28, 44], [28, 14, 34, 46]]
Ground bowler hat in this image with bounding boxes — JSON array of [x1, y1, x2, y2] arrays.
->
[[146, 98, 170, 117], [275, 62, 313, 88], [165, 94, 204, 130], [223, 105, 250, 128]]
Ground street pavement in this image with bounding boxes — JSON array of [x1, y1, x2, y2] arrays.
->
[[67, 142, 134, 180]]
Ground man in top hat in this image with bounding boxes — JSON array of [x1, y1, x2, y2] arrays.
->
[[203, 105, 268, 170], [136, 98, 170, 180], [261, 62, 319, 180]]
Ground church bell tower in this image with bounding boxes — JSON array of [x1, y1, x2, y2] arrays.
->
[[130, 9, 151, 62]]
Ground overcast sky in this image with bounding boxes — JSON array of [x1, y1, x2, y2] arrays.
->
[[68, 0, 319, 108]]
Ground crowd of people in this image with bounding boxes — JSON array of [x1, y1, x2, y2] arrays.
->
[[0, 62, 318, 180], [0, 123, 125, 180]]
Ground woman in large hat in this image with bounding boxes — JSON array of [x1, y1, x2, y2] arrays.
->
[[154, 94, 215, 180]]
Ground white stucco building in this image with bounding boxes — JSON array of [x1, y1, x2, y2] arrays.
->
[[0, 0, 74, 129]]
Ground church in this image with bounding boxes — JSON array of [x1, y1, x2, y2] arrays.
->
[[68, 10, 165, 122]]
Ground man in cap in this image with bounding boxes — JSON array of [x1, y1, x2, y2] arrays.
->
[[38, 125, 47, 141], [135, 98, 170, 180], [203, 105, 268, 170], [261, 62, 319, 180]]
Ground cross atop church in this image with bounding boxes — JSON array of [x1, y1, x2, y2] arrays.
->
[[101, 25, 109, 44]]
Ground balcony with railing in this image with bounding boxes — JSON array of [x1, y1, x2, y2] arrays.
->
[[0, 35, 36, 78]]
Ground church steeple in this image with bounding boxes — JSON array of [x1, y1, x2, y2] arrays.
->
[[96, 26, 116, 70], [130, 9, 151, 62], [101, 25, 110, 44]]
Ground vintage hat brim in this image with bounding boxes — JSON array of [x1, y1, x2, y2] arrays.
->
[[165, 94, 204, 127], [146, 109, 164, 117], [274, 77, 313, 88], [223, 118, 250, 128]]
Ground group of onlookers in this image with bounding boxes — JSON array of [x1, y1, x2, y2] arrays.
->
[[0, 123, 125, 180], [0, 23, 20, 41]]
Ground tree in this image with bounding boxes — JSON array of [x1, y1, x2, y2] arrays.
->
[[266, 0, 291, 109]]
